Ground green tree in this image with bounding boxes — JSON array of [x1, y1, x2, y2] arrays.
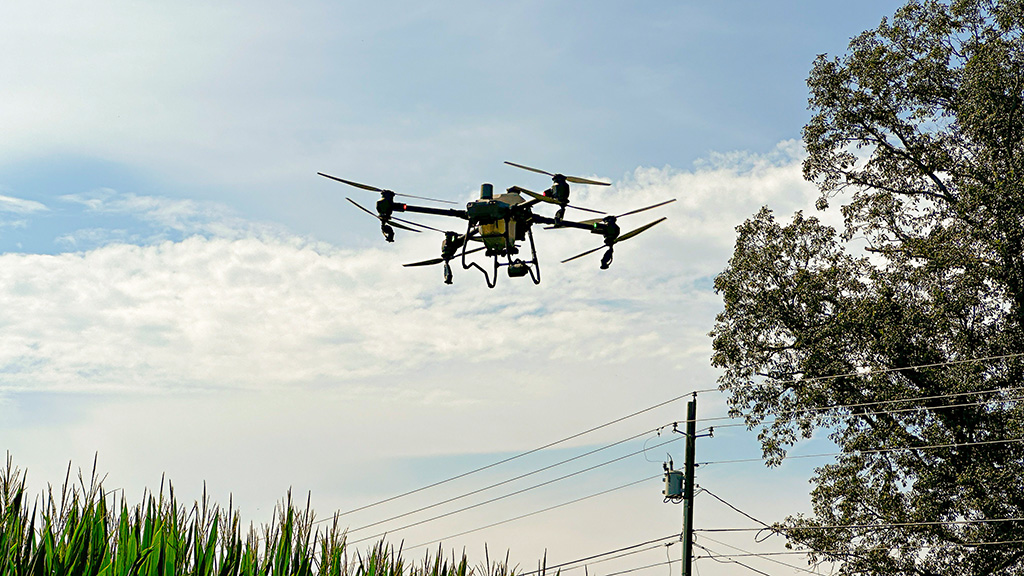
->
[[710, 1, 1024, 574]]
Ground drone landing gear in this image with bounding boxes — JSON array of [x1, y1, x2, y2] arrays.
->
[[526, 227, 541, 284], [499, 227, 541, 283], [461, 224, 500, 289]]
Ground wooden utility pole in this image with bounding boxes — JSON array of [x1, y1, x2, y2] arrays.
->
[[681, 393, 697, 576]]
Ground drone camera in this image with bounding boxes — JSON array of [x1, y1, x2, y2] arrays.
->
[[508, 261, 530, 278]]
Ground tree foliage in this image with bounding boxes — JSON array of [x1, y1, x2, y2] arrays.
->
[[710, 1, 1024, 574]]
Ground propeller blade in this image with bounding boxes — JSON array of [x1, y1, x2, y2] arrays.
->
[[395, 193, 459, 205], [403, 257, 445, 267], [560, 218, 667, 263], [392, 216, 445, 233], [505, 162, 611, 186], [616, 199, 677, 218], [519, 188, 606, 214], [615, 217, 666, 244], [565, 175, 611, 186], [403, 246, 486, 267], [567, 204, 606, 214], [345, 198, 420, 233], [388, 220, 421, 233], [519, 188, 559, 205], [320, 173, 384, 192], [504, 161, 554, 177], [561, 245, 606, 264], [321, 172, 457, 205], [345, 197, 380, 218], [574, 199, 675, 224]]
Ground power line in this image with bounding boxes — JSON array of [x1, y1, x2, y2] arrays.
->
[[348, 435, 685, 544], [693, 540, 1024, 557], [698, 437, 1024, 467], [603, 559, 679, 576], [409, 475, 661, 551], [759, 352, 1024, 387], [557, 542, 675, 574], [516, 535, 682, 576], [348, 424, 672, 535], [697, 486, 1024, 572], [699, 549, 869, 557], [694, 543, 773, 576], [696, 535, 823, 576], [696, 488, 840, 571], [318, 389, 715, 523], [700, 489, 771, 530], [696, 517, 1024, 533], [707, 392, 1024, 431]]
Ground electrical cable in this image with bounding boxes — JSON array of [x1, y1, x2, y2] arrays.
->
[[696, 488, 846, 564], [408, 475, 661, 551], [698, 436, 1024, 467], [503, 541, 672, 575], [696, 517, 1024, 533], [695, 543, 773, 576], [697, 486, 1024, 572], [516, 534, 682, 576], [696, 384, 1024, 429], [318, 389, 715, 523], [707, 392, 1024, 431], [700, 549, 871, 557], [665, 541, 673, 576], [697, 535, 823, 575], [755, 352, 1024, 387], [693, 540, 1024, 557], [602, 559, 679, 576], [347, 424, 672, 534], [348, 435, 685, 544], [700, 489, 772, 531]]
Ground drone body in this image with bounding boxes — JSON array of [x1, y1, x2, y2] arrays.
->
[[318, 163, 675, 288]]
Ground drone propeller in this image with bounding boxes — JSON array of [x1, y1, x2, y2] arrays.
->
[[345, 197, 423, 233], [319, 172, 458, 205], [504, 162, 612, 186], [404, 246, 486, 267], [561, 217, 667, 264], [517, 188, 605, 215], [578, 199, 677, 226]]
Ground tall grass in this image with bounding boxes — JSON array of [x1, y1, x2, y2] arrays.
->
[[0, 456, 520, 576]]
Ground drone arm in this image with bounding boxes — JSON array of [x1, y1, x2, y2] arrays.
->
[[531, 214, 593, 231], [396, 204, 469, 220]]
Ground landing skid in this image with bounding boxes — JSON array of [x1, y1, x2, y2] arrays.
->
[[460, 222, 542, 288]]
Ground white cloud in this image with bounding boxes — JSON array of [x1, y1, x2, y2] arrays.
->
[[0, 144, 822, 399], [0, 193, 47, 214], [58, 188, 291, 243]]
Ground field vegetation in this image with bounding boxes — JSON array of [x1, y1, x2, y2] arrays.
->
[[0, 457, 521, 576]]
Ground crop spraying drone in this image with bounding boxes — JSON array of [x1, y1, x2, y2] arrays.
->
[[317, 162, 675, 288]]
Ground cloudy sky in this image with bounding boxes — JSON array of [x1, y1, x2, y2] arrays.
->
[[0, 1, 905, 574]]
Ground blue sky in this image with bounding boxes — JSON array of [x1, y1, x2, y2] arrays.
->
[[0, 1, 904, 575]]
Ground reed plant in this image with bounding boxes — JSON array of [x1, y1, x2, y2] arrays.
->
[[0, 456, 521, 576]]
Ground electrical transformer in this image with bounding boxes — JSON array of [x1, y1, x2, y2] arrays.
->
[[663, 469, 684, 503]]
